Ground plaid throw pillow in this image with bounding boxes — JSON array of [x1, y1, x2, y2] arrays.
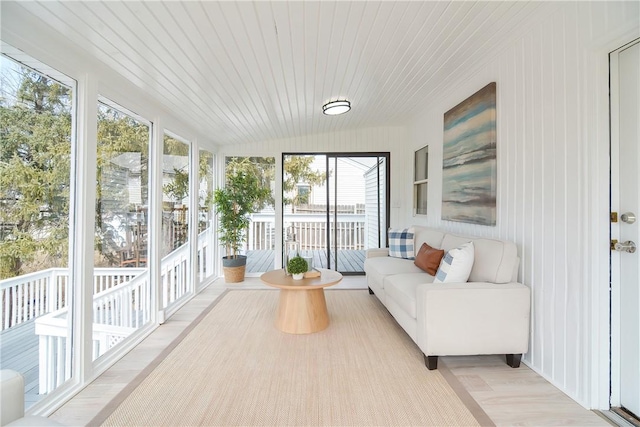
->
[[388, 228, 415, 259]]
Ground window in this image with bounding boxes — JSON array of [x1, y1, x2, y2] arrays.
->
[[94, 99, 151, 361], [198, 149, 214, 283], [162, 132, 191, 308], [414, 145, 428, 216], [296, 183, 311, 204], [0, 53, 75, 403]]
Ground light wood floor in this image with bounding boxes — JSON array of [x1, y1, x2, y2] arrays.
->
[[48, 276, 611, 426]]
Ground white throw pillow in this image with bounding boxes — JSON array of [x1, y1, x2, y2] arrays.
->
[[433, 241, 475, 283]]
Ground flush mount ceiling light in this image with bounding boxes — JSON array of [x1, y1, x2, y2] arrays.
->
[[322, 100, 351, 115]]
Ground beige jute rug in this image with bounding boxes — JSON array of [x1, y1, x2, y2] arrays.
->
[[98, 290, 484, 426]]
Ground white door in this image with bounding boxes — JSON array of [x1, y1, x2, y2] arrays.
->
[[611, 39, 640, 419]]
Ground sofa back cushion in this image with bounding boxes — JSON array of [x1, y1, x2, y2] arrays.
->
[[412, 226, 445, 257], [441, 233, 518, 284]]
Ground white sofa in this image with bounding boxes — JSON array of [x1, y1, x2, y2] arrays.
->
[[364, 226, 530, 370], [0, 370, 64, 426]]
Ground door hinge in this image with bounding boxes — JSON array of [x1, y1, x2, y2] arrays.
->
[[611, 212, 618, 223], [611, 239, 618, 250]]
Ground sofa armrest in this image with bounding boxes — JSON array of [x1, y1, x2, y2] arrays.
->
[[415, 282, 530, 357], [1, 370, 25, 425], [366, 248, 389, 258], [0, 370, 65, 427]]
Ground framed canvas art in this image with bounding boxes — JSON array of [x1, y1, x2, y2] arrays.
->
[[441, 82, 497, 226]]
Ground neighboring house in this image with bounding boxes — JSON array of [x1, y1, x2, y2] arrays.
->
[[302, 156, 374, 207]]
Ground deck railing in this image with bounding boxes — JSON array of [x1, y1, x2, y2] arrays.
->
[[1, 268, 144, 331], [161, 240, 189, 309], [1, 227, 213, 394], [248, 213, 366, 251]]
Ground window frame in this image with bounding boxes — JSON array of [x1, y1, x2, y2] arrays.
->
[[413, 145, 428, 216]]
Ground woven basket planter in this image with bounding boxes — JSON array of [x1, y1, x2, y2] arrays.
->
[[222, 255, 247, 283]]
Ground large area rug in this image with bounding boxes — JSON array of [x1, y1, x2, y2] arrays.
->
[[97, 290, 486, 426]]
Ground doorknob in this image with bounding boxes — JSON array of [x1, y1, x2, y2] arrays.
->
[[621, 212, 636, 224], [614, 240, 637, 253]]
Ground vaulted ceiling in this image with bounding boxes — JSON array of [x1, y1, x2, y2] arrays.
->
[[4, 1, 557, 146]]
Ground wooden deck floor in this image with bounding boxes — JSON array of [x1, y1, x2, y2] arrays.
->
[[0, 321, 42, 407], [246, 249, 366, 273]]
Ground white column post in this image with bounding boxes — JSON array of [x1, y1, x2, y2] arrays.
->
[[72, 74, 98, 385]]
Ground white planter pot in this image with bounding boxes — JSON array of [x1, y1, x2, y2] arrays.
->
[[292, 273, 304, 280]]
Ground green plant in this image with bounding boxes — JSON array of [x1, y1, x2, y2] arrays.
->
[[287, 255, 308, 275], [213, 168, 270, 258], [163, 168, 189, 204]]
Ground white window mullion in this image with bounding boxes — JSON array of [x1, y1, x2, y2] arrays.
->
[[74, 74, 98, 386], [189, 140, 198, 294], [150, 120, 163, 323]]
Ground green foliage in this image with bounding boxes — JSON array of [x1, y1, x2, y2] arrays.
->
[[163, 134, 189, 156], [0, 62, 153, 278], [0, 65, 72, 278], [163, 167, 189, 203], [223, 155, 327, 209], [225, 157, 274, 204], [95, 104, 150, 266], [213, 161, 271, 258], [283, 156, 326, 208], [287, 255, 308, 275]]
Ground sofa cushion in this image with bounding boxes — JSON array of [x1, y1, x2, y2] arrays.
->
[[434, 241, 474, 283], [441, 234, 518, 283], [414, 243, 445, 275], [412, 226, 446, 257], [384, 273, 435, 319], [388, 228, 415, 259], [363, 257, 423, 289]]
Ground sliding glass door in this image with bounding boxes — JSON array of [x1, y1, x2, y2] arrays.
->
[[283, 153, 389, 274]]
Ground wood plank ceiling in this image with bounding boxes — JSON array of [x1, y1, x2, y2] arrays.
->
[[8, 1, 555, 146]]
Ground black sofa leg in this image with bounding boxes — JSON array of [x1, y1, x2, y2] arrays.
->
[[506, 353, 522, 368], [368, 287, 374, 295], [424, 354, 438, 370]]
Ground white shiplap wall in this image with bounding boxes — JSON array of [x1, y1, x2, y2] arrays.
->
[[403, 2, 639, 409]]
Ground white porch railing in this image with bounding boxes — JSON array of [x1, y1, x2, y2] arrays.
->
[[1, 227, 213, 394], [0, 268, 144, 331], [248, 213, 365, 251], [32, 272, 149, 394], [197, 226, 214, 281], [161, 241, 189, 309]]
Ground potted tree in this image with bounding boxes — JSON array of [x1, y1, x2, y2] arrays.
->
[[213, 166, 270, 282]]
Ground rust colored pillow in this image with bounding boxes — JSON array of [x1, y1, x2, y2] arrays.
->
[[414, 242, 445, 275]]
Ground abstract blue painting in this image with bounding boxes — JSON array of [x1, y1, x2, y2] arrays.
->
[[442, 82, 497, 226]]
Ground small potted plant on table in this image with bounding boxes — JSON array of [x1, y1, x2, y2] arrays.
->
[[287, 255, 308, 280]]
